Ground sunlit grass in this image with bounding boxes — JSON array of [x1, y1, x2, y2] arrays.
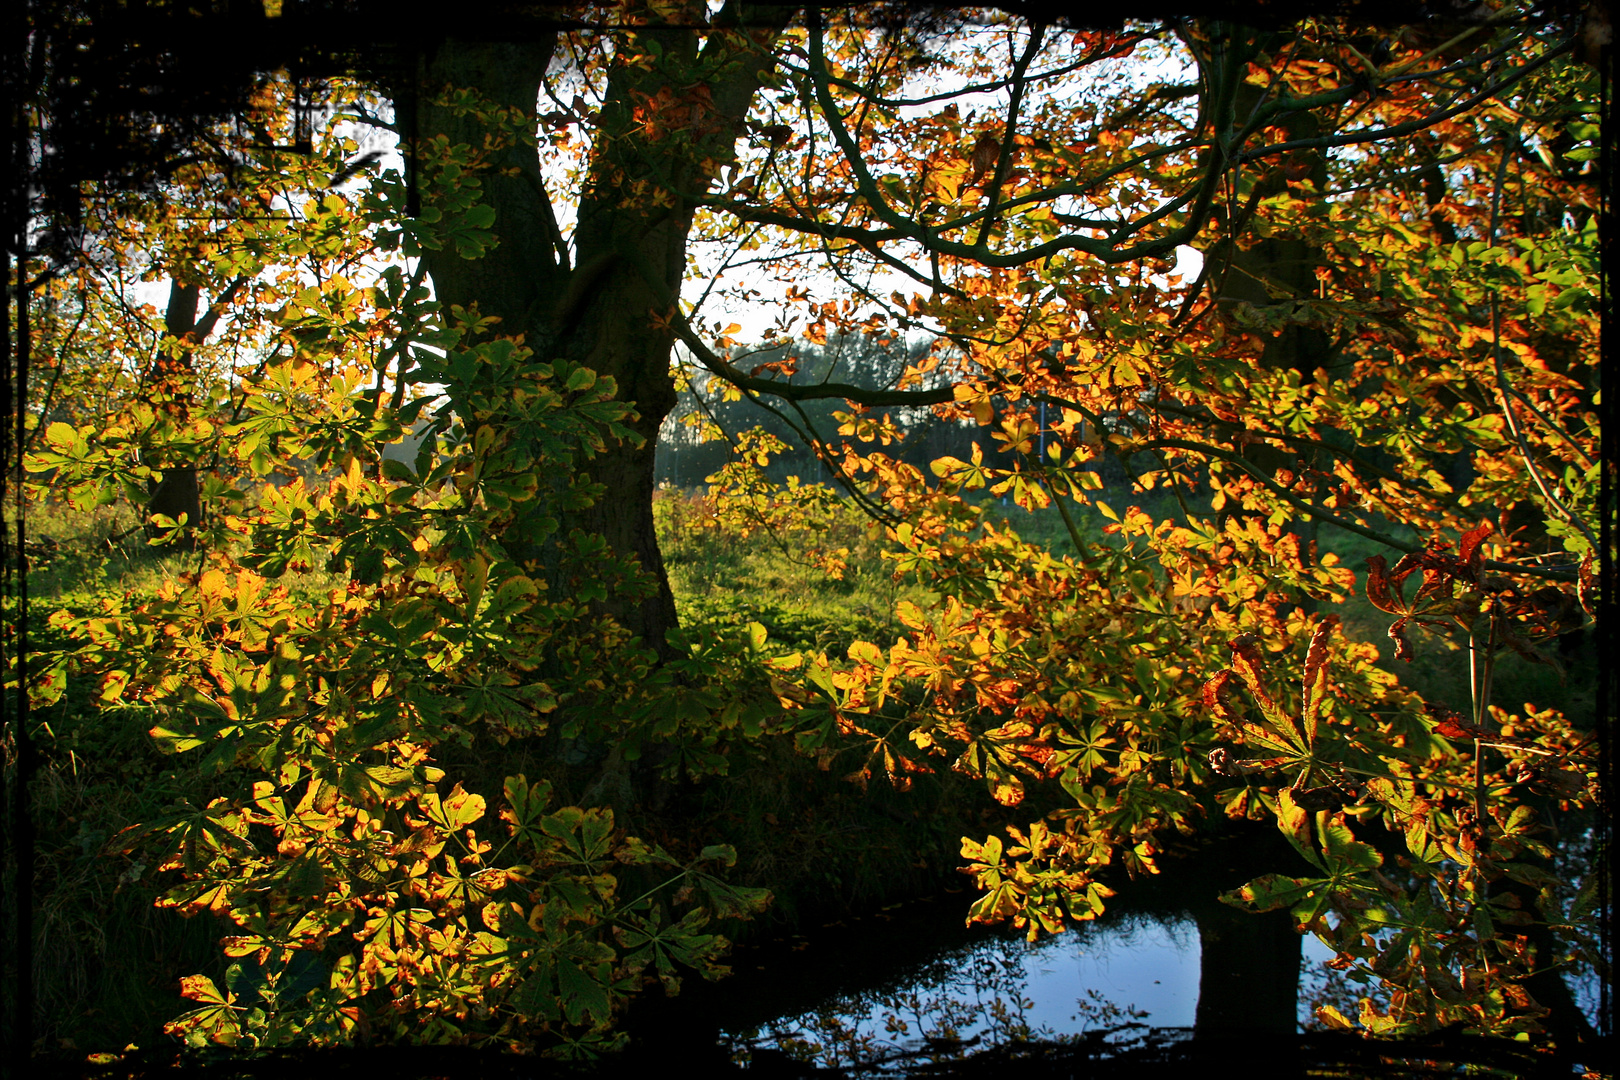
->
[[654, 487, 935, 657], [27, 483, 1589, 733], [10, 501, 195, 598]]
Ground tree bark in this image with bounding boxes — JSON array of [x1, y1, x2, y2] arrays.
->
[[144, 280, 206, 544], [417, 14, 788, 654], [146, 466, 202, 539], [416, 38, 683, 654]]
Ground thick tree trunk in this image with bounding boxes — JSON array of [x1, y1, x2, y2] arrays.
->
[[1205, 68, 1337, 614], [1121, 823, 1308, 1041], [1191, 900, 1303, 1038], [417, 18, 787, 654], [146, 467, 202, 537], [144, 280, 206, 545], [417, 38, 683, 653]]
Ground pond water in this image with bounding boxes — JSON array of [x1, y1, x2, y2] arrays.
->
[[228, 876, 1600, 1075], [713, 910, 1338, 1071], [627, 878, 1603, 1073]]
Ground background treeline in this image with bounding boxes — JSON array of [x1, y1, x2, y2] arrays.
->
[[656, 330, 1135, 492]]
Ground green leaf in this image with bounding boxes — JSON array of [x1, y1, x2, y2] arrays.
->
[[556, 957, 612, 1026], [489, 574, 538, 618], [380, 456, 416, 481], [693, 870, 772, 919], [1319, 819, 1381, 872]]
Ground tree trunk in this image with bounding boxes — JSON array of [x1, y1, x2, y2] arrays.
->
[[417, 38, 681, 652], [144, 279, 206, 545], [1206, 61, 1337, 613], [1192, 901, 1303, 1039], [1155, 824, 1308, 1041], [416, 18, 787, 654], [146, 466, 202, 538]]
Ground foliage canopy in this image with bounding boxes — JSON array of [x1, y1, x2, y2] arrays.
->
[[9, 0, 1607, 1061]]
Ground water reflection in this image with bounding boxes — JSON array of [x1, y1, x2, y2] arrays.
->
[[722, 916, 1344, 1072]]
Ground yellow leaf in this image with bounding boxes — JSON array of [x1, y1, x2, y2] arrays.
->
[[1110, 355, 1142, 386], [954, 383, 994, 426], [1315, 1004, 1353, 1030], [990, 775, 1024, 806], [99, 671, 130, 703], [177, 974, 230, 1005]]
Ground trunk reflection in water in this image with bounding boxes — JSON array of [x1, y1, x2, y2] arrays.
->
[[720, 916, 1339, 1071]]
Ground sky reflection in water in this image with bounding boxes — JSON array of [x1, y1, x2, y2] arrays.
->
[[727, 918, 1341, 1071]]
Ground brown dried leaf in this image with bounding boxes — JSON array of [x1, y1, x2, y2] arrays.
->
[[1301, 615, 1339, 744], [1202, 669, 1243, 726], [1365, 554, 1406, 615], [970, 132, 1000, 179], [1457, 520, 1492, 573], [1387, 615, 1415, 663]]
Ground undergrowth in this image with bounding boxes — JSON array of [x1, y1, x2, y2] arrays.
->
[[14, 480, 1594, 1055]]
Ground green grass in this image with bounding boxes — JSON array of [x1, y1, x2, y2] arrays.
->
[[654, 488, 933, 657], [23, 699, 243, 1055], [656, 476, 1585, 728], [10, 502, 198, 599]]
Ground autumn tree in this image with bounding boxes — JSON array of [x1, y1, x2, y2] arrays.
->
[[353, 3, 1597, 645], [390, 0, 1602, 1045], [17, 0, 1606, 1057]]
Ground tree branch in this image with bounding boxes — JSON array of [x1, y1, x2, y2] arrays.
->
[[1147, 435, 1575, 582], [1146, 398, 1473, 515], [1236, 35, 1575, 166], [621, 240, 955, 408], [972, 21, 1046, 248]]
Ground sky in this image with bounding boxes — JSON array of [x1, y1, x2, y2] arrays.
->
[[120, 18, 1210, 403]]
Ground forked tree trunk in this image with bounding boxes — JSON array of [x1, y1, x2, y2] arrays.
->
[[415, 25, 786, 655], [416, 39, 680, 653]]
